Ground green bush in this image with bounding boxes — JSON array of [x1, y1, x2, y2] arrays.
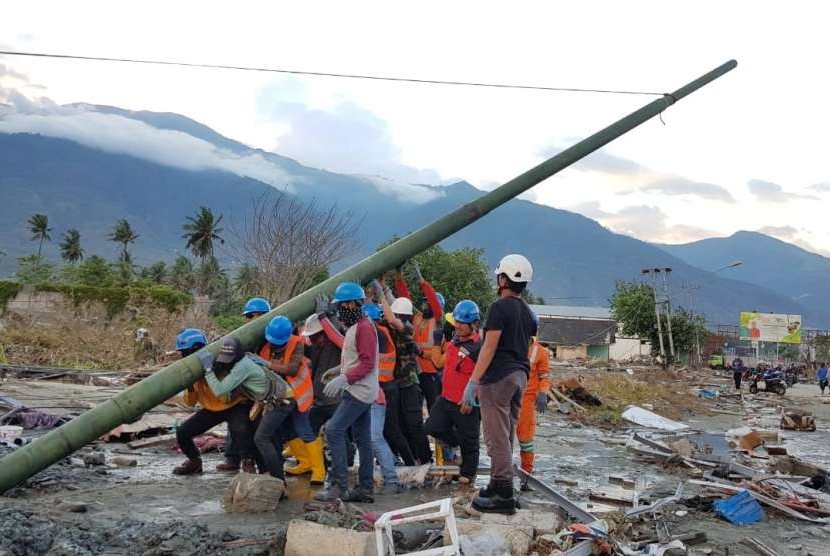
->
[[35, 283, 192, 318], [0, 281, 23, 313], [214, 314, 247, 333]]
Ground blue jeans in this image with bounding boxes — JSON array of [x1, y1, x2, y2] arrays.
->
[[371, 403, 398, 486], [326, 392, 373, 491], [292, 410, 316, 442]]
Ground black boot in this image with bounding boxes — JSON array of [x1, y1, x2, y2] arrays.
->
[[472, 480, 516, 515]]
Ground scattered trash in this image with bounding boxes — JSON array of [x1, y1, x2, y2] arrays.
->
[[780, 409, 817, 431], [0, 425, 23, 441], [712, 490, 765, 525], [459, 532, 509, 556], [621, 406, 689, 432]]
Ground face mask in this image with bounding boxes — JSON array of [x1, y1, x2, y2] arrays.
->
[[338, 305, 363, 328]]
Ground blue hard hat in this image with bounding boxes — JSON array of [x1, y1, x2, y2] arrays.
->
[[436, 292, 446, 309], [332, 282, 365, 304], [176, 328, 207, 351], [363, 303, 382, 321], [452, 300, 480, 324], [243, 297, 271, 316], [265, 315, 293, 346]]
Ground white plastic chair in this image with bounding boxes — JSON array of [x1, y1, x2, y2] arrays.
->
[[374, 497, 460, 556]]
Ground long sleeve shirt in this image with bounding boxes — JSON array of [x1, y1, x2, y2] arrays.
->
[[182, 378, 245, 412], [819, 367, 828, 382], [204, 356, 269, 399]]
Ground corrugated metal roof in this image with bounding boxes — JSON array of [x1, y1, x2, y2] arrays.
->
[[536, 318, 615, 346], [529, 304, 612, 320]]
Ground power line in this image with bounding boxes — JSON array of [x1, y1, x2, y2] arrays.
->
[[0, 50, 668, 97]]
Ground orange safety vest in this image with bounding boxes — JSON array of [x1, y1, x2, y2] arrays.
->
[[413, 313, 439, 374], [377, 324, 396, 383], [260, 336, 314, 412]]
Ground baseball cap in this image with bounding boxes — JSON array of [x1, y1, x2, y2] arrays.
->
[[216, 336, 242, 364]]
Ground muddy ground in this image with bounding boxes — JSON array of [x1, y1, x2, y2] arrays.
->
[[2, 371, 830, 555]]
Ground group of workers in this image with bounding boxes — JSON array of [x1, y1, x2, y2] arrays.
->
[[171, 253, 550, 515]]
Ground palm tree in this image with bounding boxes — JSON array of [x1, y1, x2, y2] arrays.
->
[[108, 219, 139, 262], [182, 207, 224, 260], [59, 229, 84, 263], [27, 213, 52, 257]]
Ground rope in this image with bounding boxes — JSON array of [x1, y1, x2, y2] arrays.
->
[[0, 50, 668, 97]]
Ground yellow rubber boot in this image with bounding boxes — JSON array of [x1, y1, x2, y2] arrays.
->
[[307, 436, 326, 486], [285, 438, 311, 476]]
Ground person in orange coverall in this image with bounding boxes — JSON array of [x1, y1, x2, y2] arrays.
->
[[516, 312, 551, 478]]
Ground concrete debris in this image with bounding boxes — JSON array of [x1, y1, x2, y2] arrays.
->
[[285, 520, 376, 556], [222, 471, 285, 513]]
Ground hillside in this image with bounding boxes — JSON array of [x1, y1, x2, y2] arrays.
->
[[0, 105, 825, 327], [658, 231, 830, 326]]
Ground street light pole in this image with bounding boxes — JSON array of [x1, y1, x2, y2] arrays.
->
[[688, 260, 744, 368]]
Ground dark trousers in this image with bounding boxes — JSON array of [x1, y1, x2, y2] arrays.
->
[[733, 371, 742, 390], [400, 383, 433, 464], [425, 397, 480, 480], [254, 402, 294, 479], [309, 403, 338, 436], [419, 372, 441, 415], [177, 403, 253, 462], [381, 381, 416, 465], [820, 380, 828, 395]]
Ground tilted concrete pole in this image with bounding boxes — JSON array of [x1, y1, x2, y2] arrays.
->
[[0, 60, 737, 493]]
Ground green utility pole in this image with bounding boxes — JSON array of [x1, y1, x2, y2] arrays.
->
[[0, 60, 737, 493]]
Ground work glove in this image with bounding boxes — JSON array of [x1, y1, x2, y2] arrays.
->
[[371, 279, 385, 303], [411, 260, 424, 283], [462, 379, 479, 408], [536, 392, 548, 414], [323, 374, 348, 398], [315, 294, 334, 317], [197, 349, 214, 374]]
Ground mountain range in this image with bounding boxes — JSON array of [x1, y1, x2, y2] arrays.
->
[[0, 103, 827, 328]]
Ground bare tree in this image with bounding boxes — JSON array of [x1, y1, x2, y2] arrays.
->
[[226, 190, 361, 305]]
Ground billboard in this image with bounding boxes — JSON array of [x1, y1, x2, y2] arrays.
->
[[739, 312, 802, 344]]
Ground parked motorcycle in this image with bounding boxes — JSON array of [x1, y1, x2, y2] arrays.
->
[[784, 366, 800, 387], [749, 368, 787, 395]]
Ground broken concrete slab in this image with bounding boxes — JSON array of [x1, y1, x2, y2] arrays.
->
[[285, 520, 376, 556]]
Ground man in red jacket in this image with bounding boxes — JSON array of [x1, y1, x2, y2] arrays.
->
[[425, 300, 482, 488]]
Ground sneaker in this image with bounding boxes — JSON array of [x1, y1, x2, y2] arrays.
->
[[173, 458, 203, 475], [343, 487, 375, 503], [216, 461, 240, 473], [313, 485, 346, 502]]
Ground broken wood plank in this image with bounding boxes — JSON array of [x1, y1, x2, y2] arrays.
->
[[127, 433, 176, 449], [549, 389, 586, 413], [740, 537, 777, 556]]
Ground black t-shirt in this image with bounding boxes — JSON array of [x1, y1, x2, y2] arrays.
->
[[480, 296, 537, 384]]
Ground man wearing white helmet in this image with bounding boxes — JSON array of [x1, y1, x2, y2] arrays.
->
[[463, 254, 537, 515]]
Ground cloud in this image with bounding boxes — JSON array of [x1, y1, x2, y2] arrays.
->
[[360, 175, 443, 203], [809, 182, 830, 193], [640, 176, 735, 203], [569, 201, 713, 244], [758, 225, 799, 239], [258, 91, 452, 197], [757, 225, 830, 257], [537, 144, 646, 175], [0, 90, 292, 188], [0, 63, 28, 81], [748, 179, 817, 202]]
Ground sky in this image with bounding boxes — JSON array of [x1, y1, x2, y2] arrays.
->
[[2, 1, 829, 255]]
